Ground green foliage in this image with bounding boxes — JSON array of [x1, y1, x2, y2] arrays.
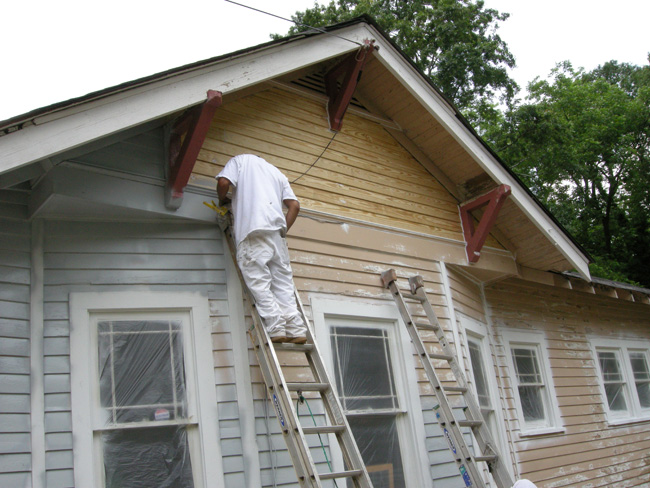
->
[[274, 0, 518, 127], [489, 60, 650, 286]]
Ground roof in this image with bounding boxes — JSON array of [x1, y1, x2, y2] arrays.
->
[[0, 15, 591, 281]]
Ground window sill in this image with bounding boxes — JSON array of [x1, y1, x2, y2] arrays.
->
[[518, 426, 565, 438], [606, 416, 650, 427]]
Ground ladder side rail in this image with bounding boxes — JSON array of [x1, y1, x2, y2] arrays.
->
[[221, 224, 321, 487], [385, 280, 486, 488], [415, 286, 515, 488], [294, 291, 374, 488]]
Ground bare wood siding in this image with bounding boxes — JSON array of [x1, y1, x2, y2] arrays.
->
[[191, 86, 503, 247], [41, 220, 229, 487], [485, 278, 650, 487], [0, 217, 31, 488]]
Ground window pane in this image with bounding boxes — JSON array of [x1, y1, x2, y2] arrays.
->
[[348, 415, 405, 488], [512, 348, 542, 385], [331, 326, 398, 411], [597, 351, 627, 412], [468, 340, 490, 409], [98, 320, 187, 424], [518, 385, 545, 421], [630, 352, 650, 408], [102, 426, 194, 488]]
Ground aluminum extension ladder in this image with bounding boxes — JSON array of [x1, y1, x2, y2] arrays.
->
[[218, 208, 373, 488], [381, 269, 514, 488]]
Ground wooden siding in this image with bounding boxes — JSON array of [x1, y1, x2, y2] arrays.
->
[[485, 277, 650, 487], [41, 220, 230, 487], [71, 127, 166, 180], [190, 85, 502, 250], [0, 216, 31, 488], [284, 217, 470, 487]]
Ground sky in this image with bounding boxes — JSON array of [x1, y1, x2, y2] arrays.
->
[[1, 0, 648, 122]]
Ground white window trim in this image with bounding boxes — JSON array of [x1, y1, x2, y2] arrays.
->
[[502, 329, 564, 437], [458, 314, 512, 477], [310, 296, 432, 488], [70, 291, 224, 488], [589, 337, 650, 425]]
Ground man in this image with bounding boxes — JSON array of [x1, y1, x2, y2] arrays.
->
[[216, 154, 308, 344]]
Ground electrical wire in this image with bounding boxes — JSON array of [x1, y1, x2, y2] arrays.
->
[[291, 130, 338, 184], [224, 0, 364, 47]]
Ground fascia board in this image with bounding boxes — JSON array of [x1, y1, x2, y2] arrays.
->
[[0, 24, 373, 177], [370, 32, 591, 281]]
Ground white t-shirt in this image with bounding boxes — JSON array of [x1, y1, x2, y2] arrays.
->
[[217, 154, 298, 245]]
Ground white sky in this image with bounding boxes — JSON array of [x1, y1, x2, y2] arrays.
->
[[1, 0, 648, 122]]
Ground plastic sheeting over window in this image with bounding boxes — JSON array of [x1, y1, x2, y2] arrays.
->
[[330, 325, 405, 488], [97, 320, 194, 487], [598, 350, 628, 412], [630, 351, 650, 408], [511, 347, 545, 422]]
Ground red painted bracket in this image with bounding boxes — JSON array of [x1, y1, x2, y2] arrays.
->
[[166, 90, 222, 209], [325, 40, 375, 132], [459, 184, 511, 263]]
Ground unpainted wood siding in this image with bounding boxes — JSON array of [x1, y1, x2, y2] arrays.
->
[[40, 220, 238, 487], [0, 212, 32, 488], [485, 278, 650, 487], [191, 85, 501, 250]]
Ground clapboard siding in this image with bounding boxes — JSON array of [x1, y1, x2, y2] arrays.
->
[[192, 85, 504, 250], [0, 217, 31, 487], [41, 220, 230, 487], [485, 277, 650, 487], [283, 223, 465, 487]]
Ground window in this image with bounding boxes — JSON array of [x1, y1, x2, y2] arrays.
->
[[591, 338, 650, 423], [331, 324, 405, 487], [459, 315, 511, 478], [503, 331, 562, 435], [70, 293, 223, 488], [311, 299, 431, 488]]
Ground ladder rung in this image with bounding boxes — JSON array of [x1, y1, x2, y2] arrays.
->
[[301, 425, 345, 435], [319, 469, 364, 481], [458, 419, 483, 428], [428, 352, 454, 361], [442, 385, 468, 393], [287, 382, 329, 392], [474, 454, 498, 463], [275, 343, 315, 352], [413, 321, 439, 330], [402, 293, 425, 302]]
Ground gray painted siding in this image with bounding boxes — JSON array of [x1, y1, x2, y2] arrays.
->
[[41, 220, 232, 487], [0, 215, 32, 488]]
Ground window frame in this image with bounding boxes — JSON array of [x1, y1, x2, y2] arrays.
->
[[311, 296, 432, 488], [502, 330, 563, 437], [70, 292, 223, 488], [590, 337, 650, 425], [458, 314, 511, 474]]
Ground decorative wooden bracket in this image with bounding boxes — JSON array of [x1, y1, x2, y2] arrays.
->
[[165, 90, 222, 209], [459, 184, 511, 263], [325, 39, 375, 132]]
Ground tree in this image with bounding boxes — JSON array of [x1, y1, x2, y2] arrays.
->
[[276, 0, 518, 128], [488, 60, 650, 286]]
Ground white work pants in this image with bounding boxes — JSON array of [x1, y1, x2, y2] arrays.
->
[[236, 230, 306, 338]]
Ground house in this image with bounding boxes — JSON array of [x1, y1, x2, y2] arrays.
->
[[1, 15, 649, 488]]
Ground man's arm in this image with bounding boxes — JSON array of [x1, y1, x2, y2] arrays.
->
[[216, 177, 232, 206], [284, 199, 300, 232]]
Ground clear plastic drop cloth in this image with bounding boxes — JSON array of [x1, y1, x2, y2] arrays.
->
[[97, 319, 193, 487], [511, 348, 545, 422]]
